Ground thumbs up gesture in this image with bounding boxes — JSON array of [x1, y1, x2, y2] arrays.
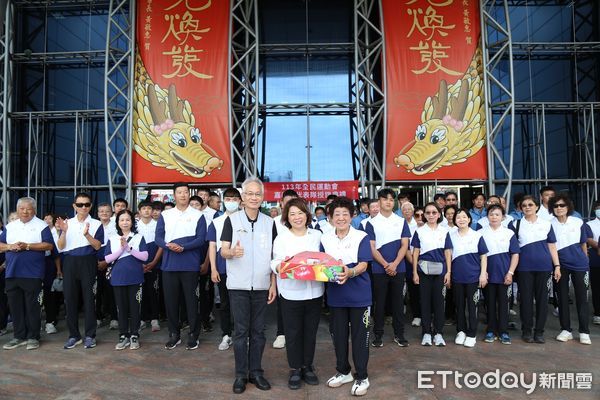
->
[[233, 240, 244, 258]]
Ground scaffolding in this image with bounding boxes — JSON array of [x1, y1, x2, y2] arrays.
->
[[0, 0, 598, 219]]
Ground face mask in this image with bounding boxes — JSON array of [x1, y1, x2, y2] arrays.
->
[[595, 209, 600, 219], [317, 214, 327, 221], [224, 201, 239, 212]]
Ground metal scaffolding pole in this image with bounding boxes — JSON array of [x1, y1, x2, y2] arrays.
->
[[104, 0, 134, 204], [1, 0, 12, 220], [229, 0, 259, 185], [353, 0, 385, 197], [481, 0, 516, 202]]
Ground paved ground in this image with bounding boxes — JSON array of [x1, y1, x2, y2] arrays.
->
[[1, 304, 599, 400]]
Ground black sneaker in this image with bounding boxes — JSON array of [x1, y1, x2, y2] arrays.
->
[[521, 333, 534, 343], [202, 321, 213, 333], [533, 334, 545, 344], [302, 366, 319, 386], [371, 335, 383, 347], [288, 369, 302, 390], [394, 336, 409, 347], [165, 335, 181, 349], [186, 335, 199, 350]]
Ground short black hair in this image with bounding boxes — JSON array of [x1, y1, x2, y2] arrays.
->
[[314, 206, 325, 214], [453, 207, 473, 227], [74, 192, 92, 202], [487, 194, 501, 203], [444, 191, 458, 199], [173, 182, 189, 192], [540, 185, 555, 195], [377, 188, 396, 200], [326, 194, 338, 201], [151, 201, 164, 211], [197, 187, 211, 195], [113, 197, 128, 208], [397, 192, 410, 200], [282, 189, 299, 198], [164, 202, 175, 208], [97, 202, 111, 210], [443, 204, 458, 216], [222, 187, 241, 199], [423, 202, 444, 223], [548, 193, 574, 216], [433, 193, 446, 201], [190, 195, 204, 206], [327, 197, 355, 218], [115, 209, 137, 236], [472, 192, 486, 201], [486, 204, 505, 215], [138, 201, 152, 210], [209, 191, 219, 197]]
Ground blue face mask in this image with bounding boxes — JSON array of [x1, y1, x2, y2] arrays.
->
[[317, 214, 327, 221], [224, 201, 239, 212], [595, 209, 600, 219]]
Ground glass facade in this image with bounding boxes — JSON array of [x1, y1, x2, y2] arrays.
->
[[4, 0, 599, 216]]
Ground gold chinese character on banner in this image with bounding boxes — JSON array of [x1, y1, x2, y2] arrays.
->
[[162, 11, 210, 45], [409, 40, 462, 75], [405, 0, 454, 6], [407, 6, 455, 40], [162, 45, 213, 79], [165, 0, 211, 12]]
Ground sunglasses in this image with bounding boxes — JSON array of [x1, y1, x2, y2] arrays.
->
[[425, 211, 438, 215], [553, 203, 567, 209], [75, 202, 91, 208], [521, 203, 536, 208]]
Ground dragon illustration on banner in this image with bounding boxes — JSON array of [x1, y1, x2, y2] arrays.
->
[[133, 53, 223, 179], [394, 47, 486, 176]]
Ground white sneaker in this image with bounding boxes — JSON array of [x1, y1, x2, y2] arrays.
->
[[327, 372, 354, 388], [509, 309, 517, 316], [556, 330, 573, 342], [139, 321, 146, 331], [593, 316, 600, 325], [45, 323, 57, 334], [351, 378, 370, 396], [218, 335, 232, 351], [552, 307, 559, 317], [411, 317, 421, 327], [151, 319, 160, 332], [454, 331, 466, 345], [579, 333, 591, 345], [463, 336, 476, 348], [433, 334, 446, 347], [109, 320, 119, 330], [421, 333, 432, 346], [115, 335, 130, 350], [273, 334, 286, 349]]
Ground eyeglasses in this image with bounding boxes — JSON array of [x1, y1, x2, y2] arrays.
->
[[243, 192, 262, 198], [75, 202, 91, 208], [553, 203, 567, 209], [521, 203, 536, 208], [425, 211, 438, 215]]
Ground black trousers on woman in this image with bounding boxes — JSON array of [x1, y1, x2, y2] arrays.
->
[[329, 306, 370, 380], [590, 268, 600, 317], [486, 283, 510, 334], [280, 296, 322, 369], [453, 282, 479, 337], [557, 268, 589, 334], [113, 284, 142, 337], [518, 271, 551, 336], [418, 272, 445, 335]]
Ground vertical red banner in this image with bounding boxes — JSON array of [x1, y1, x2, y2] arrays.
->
[[133, 0, 231, 184], [382, 0, 487, 181]]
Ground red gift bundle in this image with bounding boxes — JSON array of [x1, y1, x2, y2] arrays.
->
[[279, 251, 345, 282]]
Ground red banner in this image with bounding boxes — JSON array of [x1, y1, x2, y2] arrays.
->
[[382, 0, 487, 181], [132, 0, 231, 184], [263, 181, 359, 202]]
